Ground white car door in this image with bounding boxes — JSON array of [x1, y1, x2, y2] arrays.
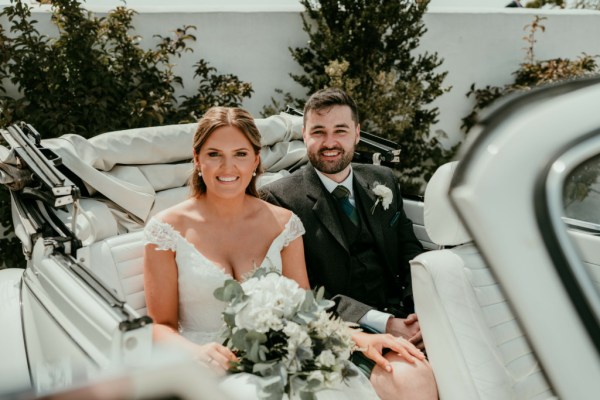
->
[[450, 77, 600, 399]]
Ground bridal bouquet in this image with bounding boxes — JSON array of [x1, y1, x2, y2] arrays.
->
[[214, 268, 358, 400]]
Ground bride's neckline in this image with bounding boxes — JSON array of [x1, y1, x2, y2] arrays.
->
[[151, 217, 290, 281]]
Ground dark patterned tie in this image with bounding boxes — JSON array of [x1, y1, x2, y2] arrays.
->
[[332, 185, 359, 225]]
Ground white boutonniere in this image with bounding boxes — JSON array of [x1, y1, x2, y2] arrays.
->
[[370, 183, 393, 214]]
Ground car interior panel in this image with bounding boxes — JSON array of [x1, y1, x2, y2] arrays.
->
[[411, 161, 555, 400]]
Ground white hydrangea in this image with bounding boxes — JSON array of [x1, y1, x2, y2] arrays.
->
[[315, 350, 336, 368], [236, 273, 306, 332]]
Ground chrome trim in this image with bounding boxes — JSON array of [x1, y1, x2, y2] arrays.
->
[[36, 200, 69, 238], [50, 253, 152, 330], [563, 217, 600, 235], [19, 271, 33, 387]]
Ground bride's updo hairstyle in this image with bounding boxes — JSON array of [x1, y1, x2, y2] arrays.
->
[[190, 106, 264, 198]]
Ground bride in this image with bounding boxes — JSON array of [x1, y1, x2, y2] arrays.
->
[[143, 107, 426, 399]]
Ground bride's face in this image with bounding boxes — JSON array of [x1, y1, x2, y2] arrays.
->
[[195, 126, 260, 199]]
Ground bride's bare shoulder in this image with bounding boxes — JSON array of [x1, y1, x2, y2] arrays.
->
[[259, 199, 294, 228], [153, 198, 197, 229]]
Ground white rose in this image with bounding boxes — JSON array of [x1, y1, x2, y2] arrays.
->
[[315, 350, 336, 368], [284, 322, 312, 350], [307, 370, 325, 384], [372, 184, 393, 210]]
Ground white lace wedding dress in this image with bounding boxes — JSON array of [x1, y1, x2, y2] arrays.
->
[[145, 213, 379, 400]]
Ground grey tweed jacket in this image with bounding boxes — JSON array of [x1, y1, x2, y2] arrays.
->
[[262, 163, 423, 323]]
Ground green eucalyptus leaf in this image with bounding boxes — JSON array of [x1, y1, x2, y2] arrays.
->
[[299, 290, 318, 315], [313, 286, 325, 302], [294, 311, 316, 325], [258, 374, 286, 400], [298, 390, 317, 400], [231, 328, 250, 351], [246, 331, 269, 362], [252, 361, 277, 376], [222, 311, 236, 327], [214, 279, 244, 302], [342, 363, 358, 378]]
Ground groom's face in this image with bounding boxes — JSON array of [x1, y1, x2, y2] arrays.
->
[[303, 105, 360, 183]]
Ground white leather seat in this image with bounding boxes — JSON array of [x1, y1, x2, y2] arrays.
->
[[411, 162, 556, 400], [77, 230, 147, 316]]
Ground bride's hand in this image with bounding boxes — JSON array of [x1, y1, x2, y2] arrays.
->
[[352, 331, 425, 372], [194, 342, 238, 373]]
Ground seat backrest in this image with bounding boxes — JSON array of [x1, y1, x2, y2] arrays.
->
[[411, 161, 555, 400], [77, 230, 147, 316]]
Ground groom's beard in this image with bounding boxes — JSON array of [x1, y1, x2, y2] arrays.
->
[[308, 145, 354, 175]]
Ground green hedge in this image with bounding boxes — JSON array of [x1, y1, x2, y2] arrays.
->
[[0, 0, 253, 268]]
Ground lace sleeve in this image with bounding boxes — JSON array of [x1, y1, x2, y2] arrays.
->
[[282, 213, 305, 248], [144, 218, 177, 252]]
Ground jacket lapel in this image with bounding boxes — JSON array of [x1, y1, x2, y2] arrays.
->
[[354, 169, 387, 257], [303, 165, 349, 252]]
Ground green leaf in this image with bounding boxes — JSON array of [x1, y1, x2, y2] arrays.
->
[[231, 328, 250, 350], [298, 390, 317, 400], [213, 279, 244, 302], [252, 361, 277, 376], [222, 311, 236, 327], [246, 331, 269, 362], [314, 286, 325, 301]]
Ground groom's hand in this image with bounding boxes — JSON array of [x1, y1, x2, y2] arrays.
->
[[386, 313, 425, 350], [352, 331, 425, 372]]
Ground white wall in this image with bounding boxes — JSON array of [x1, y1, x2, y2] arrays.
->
[[422, 8, 600, 146], [3, 5, 600, 148]]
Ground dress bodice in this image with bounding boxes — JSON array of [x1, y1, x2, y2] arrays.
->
[[144, 213, 305, 344]]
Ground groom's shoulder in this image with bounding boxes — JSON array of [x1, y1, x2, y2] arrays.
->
[[353, 163, 395, 180], [261, 167, 307, 199]]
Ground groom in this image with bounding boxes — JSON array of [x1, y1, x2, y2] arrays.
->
[[262, 88, 425, 349]]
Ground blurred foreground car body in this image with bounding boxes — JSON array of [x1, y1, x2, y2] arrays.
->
[[412, 77, 600, 400]]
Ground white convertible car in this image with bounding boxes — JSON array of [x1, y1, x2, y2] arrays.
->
[[0, 78, 599, 399]]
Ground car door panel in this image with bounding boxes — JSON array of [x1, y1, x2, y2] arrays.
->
[[21, 239, 153, 393]]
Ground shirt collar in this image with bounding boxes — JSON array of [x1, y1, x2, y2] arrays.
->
[[315, 167, 354, 198]]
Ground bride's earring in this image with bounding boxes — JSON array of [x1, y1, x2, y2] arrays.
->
[[252, 170, 256, 177], [197, 170, 202, 178]]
